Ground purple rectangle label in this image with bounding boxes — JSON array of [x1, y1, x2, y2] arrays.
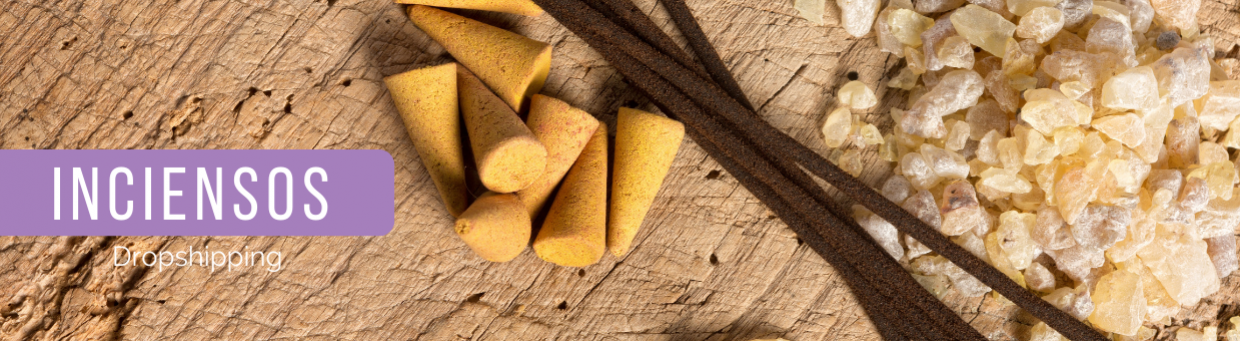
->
[[0, 150, 394, 236]]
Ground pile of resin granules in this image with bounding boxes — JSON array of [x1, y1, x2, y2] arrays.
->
[[806, 0, 1240, 338]]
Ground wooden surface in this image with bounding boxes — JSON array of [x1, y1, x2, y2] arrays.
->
[[1, 0, 1239, 339]]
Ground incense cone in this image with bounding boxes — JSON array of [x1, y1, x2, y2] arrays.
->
[[459, 67, 548, 193], [517, 95, 601, 216], [393, 0, 543, 16], [534, 122, 608, 267], [407, 5, 552, 111], [609, 108, 684, 257], [455, 192, 530, 262], [384, 63, 470, 217]]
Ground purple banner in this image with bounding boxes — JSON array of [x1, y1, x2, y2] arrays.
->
[[0, 150, 394, 236]]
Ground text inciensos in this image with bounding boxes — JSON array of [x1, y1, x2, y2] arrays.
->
[[52, 166, 328, 221]]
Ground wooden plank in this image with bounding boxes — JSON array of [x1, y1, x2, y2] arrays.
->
[[0, 0, 1238, 339]]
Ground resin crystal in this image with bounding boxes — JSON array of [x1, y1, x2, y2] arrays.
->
[[997, 211, 1038, 270], [1085, 18, 1138, 67], [1151, 47, 1210, 106], [859, 213, 906, 260], [1003, 38, 1041, 76], [1198, 80, 1240, 131], [941, 181, 986, 235], [882, 175, 915, 203], [1206, 234, 1238, 278], [890, 9, 937, 47], [1167, 117, 1201, 168], [1070, 204, 1131, 250], [950, 5, 1017, 56], [1088, 269, 1146, 336], [1021, 89, 1081, 135], [795, 0, 825, 24], [937, 35, 976, 69], [839, 80, 879, 110], [1045, 285, 1095, 320], [921, 144, 971, 179], [923, 16, 959, 71], [1026, 262, 1057, 292], [989, 75, 1022, 115], [902, 70, 985, 138], [1138, 231, 1221, 306], [1101, 66, 1160, 112], [1016, 7, 1065, 44], [1024, 129, 1059, 165], [946, 120, 972, 151], [966, 99, 1009, 139], [1029, 322, 1066, 341], [904, 189, 943, 229], [1124, 0, 1155, 33], [822, 107, 853, 148], [918, 0, 968, 13], [1035, 206, 1077, 250], [1092, 113, 1146, 148], [839, 0, 882, 37], [1150, 0, 1201, 31], [1055, 0, 1093, 30], [1007, 0, 1062, 16]]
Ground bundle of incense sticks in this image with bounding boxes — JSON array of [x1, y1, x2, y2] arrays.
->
[[529, 0, 1109, 340]]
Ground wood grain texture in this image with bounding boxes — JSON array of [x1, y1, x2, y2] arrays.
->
[[1, 0, 1239, 339]]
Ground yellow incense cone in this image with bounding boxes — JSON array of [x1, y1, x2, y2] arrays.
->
[[534, 122, 608, 267], [383, 63, 469, 217], [608, 108, 684, 257], [455, 192, 530, 262], [393, 0, 543, 16], [459, 67, 548, 193], [517, 95, 601, 216], [407, 5, 552, 111]]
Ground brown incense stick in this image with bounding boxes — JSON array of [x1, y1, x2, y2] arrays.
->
[[592, 35, 930, 341], [558, 2, 992, 341], [568, 19, 980, 341], [657, 0, 755, 111], [529, 0, 1108, 340], [567, 11, 941, 340], [581, 0, 709, 79], [571, 8, 979, 341]]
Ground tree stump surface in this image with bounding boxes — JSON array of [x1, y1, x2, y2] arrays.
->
[[1, 0, 1239, 339]]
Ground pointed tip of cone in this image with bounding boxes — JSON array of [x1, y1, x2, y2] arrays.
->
[[617, 107, 686, 137], [406, 5, 551, 111], [608, 108, 684, 262], [383, 62, 455, 84], [455, 193, 530, 262], [515, 47, 553, 109], [384, 63, 470, 217], [518, 95, 602, 216], [535, 120, 607, 267], [609, 245, 629, 258], [458, 67, 548, 193]]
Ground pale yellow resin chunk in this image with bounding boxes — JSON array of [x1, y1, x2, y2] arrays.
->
[[950, 5, 1017, 56], [1088, 269, 1145, 336]]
